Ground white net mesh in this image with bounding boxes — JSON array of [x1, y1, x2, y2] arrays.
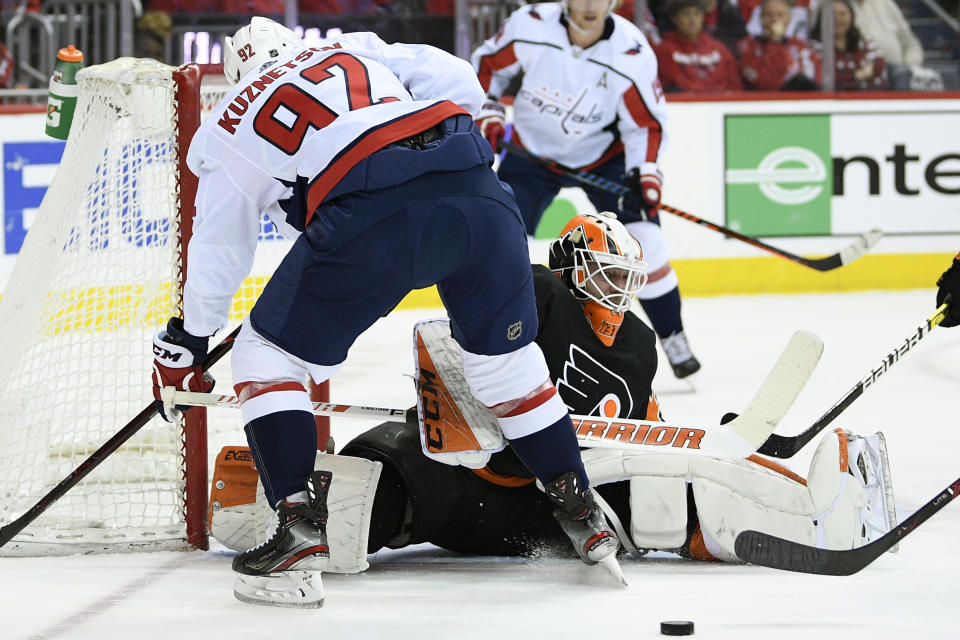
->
[[0, 59, 293, 554]]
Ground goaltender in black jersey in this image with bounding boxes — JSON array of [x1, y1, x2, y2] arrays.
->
[[208, 212, 898, 572]]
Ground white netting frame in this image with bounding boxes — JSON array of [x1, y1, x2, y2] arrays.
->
[[0, 59, 294, 555]]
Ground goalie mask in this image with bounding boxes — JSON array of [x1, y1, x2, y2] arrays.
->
[[549, 212, 647, 346], [223, 17, 305, 85]]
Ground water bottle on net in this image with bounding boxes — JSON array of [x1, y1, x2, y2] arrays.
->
[[45, 45, 84, 140]]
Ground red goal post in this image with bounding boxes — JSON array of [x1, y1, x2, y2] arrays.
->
[[0, 60, 327, 555]]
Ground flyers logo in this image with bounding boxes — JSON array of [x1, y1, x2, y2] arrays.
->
[[557, 345, 633, 418]]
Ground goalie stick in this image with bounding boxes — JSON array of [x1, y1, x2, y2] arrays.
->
[[498, 140, 882, 272], [168, 329, 823, 460], [756, 302, 948, 458], [734, 475, 960, 576], [0, 325, 242, 550]]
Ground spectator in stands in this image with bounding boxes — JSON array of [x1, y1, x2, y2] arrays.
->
[[736, 0, 822, 90], [739, 0, 811, 38], [614, 0, 664, 44], [655, 0, 742, 91], [811, 0, 888, 90], [0, 39, 13, 89], [702, 0, 747, 53], [1, 0, 41, 12], [848, 0, 923, 67], [135, 11, 173, 63]]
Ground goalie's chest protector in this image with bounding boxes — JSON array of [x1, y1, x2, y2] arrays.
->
[[532, 265, 658, 420]]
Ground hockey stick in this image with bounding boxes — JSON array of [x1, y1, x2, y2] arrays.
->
[[734, 474, 960, 575], [756, 302, 949, 459], [168, 329, 823, 459], [0, 325, 242, 550], [499, 140, 882, 272]]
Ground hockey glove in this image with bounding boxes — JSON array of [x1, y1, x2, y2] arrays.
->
[[475, 99, 506, 153], [152, 317, 214, 421], [936, 252, 960, 328], [619, 165, 662, 221]]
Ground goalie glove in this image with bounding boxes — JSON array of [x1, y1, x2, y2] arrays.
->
[[475, 99, 506, 153], [619, 165, 662, 221], [152, 317, 214, 421], [936, 251, 960, 328]]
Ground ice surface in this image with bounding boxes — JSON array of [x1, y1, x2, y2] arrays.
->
[[4, 290, 959, 639]]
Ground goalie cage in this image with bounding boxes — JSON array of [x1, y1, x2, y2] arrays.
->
[[0, 58, 327, 556]]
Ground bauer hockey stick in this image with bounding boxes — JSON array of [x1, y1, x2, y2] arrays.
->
[[0, 325, 242, 550], [168, 329, 823, 460], [498, 140, 882, 272], [756, 301, 949, 459], [734, 474, 960, 576]]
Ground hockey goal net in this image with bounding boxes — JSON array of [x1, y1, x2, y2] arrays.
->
[[0, 58, 322, 555]]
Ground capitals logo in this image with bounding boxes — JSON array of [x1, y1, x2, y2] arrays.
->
[[556, 345, 633, 418]]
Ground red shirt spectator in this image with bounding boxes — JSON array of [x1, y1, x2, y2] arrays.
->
[[0, 43, 13, 89], [737, 0, 821, 90], [737, 34, 822, 89], [658, 31, 743, 91], [655, 0, 742, 92], [811, 0, 888, 90], [1, 0, 41, 11], [738, 0, 811, 38]]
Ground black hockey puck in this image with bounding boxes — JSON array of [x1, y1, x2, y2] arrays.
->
[[660, 620, 694, 636]]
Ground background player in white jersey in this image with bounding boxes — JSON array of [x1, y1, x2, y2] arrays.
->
[[210, 214, 895, 570], [936, 251, 960, 328], [470, 0, 702, 380], [149, 17, 619, 608]]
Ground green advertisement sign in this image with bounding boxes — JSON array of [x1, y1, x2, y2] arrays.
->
[[725, 114, 832, 236], [534, 198, 578, 239]]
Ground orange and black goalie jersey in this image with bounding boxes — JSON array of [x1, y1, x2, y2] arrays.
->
[[532, 264, 661, 423], [479, 264, 662, 482]]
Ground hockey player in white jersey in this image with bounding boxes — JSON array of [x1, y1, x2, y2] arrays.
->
[[149, 17, 619, 607], [471, 0, 702, 379]]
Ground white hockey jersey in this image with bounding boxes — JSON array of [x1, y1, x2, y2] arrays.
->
[[184, 32, 484, 337], [471, 2, 668, 173]]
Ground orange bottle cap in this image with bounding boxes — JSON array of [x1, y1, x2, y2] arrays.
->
[[57, 45, 84, 63]]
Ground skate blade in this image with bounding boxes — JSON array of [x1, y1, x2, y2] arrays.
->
[[599, 554, 629, 588], [680, 372, 698, 392], [233, 571, 325, 608]]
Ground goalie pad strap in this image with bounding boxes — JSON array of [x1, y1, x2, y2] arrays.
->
[[744, 454, 807, 486], [470, 466, 535, 488]]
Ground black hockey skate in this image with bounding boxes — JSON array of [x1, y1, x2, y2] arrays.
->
[[544, 471, 626, 585], [232, 470, 332, 608], [662, 330, 701, 379]]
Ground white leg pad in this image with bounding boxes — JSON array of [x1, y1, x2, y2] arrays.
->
[[319, 453, 383, 574], [629, 475, 689, 548], [692, 478, 816, 562], [212, 453, 382, 574], [580, 435, 888, 560]]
